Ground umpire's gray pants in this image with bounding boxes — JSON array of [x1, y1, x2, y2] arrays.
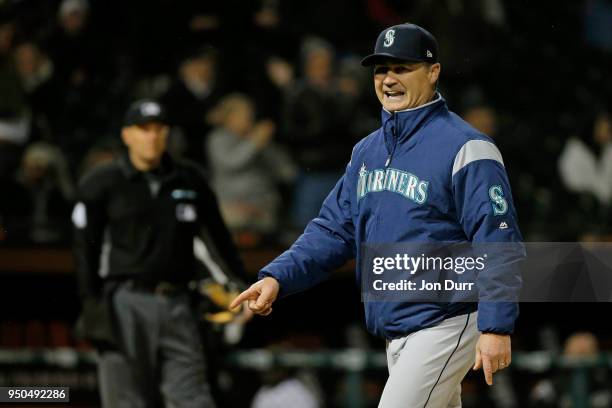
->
[[379, 312, 478, 408], [97, 285, 216, 408]]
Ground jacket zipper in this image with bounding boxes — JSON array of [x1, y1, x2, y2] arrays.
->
[[385, 113, 398, 168]]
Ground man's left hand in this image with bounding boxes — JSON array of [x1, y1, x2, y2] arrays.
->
[[473, 333, 511, 386]]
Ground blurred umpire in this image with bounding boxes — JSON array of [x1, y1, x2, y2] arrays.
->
[[72, 99, 246, 407]]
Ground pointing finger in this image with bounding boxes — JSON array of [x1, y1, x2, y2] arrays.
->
[[230, 287, 257, 309], [482, 356, 493, 386]]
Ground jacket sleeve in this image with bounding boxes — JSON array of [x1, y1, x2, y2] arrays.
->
[[452, 139, 524, 334], [193, 172, 248, 289], [72, 172, 107, 299], [259, 163, 356, 297]]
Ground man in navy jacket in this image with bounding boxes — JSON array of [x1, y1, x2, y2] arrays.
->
[[232, 23, 523, 407]]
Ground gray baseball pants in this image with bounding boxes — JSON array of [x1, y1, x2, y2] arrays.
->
[[97, 285, 216, 408], [379, 311, 479, 408]]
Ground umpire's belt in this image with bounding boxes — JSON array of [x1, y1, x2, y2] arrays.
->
[[111, 278, 189, 297]]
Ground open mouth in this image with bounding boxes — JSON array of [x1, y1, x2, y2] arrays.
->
[[384, 90, 405, 99]]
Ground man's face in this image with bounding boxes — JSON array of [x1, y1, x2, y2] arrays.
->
[[15, 43, 40, 78], [182, 56, 215, 83], [121, 122, 169, 165], [305, 49, 332, 85], [373, 60, 440, 111], [61, 10, 87, 34]]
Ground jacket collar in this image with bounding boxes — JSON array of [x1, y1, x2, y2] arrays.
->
[[380, 92, 446, 143]]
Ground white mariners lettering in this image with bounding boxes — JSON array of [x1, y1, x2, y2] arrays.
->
[[372, 170, 385, 192], [385, 168, 400, 191], [416, 180, 428, 204], [405, 174, 418, 200], [357, 166, 429, 205], [397, 172, 409, 195]]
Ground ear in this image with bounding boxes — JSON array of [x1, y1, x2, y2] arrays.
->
[[161, 125, 170, 139], [121, 127, 130, 146], [428, 63, 441, 86]]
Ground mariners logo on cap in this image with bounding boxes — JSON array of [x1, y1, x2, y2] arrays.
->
[[383, 29, 395, 47], [140, 102, 161, 117]]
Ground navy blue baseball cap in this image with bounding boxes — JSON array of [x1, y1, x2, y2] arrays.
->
[[123, 99, 167, 127], [361, 23, 439, 66]]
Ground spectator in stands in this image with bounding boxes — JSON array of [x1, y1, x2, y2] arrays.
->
[[463, 102, 498, 137], [250, 56, 295, 123], [251, 371, 320, 408], [528, 332, 612, 408], [251, 339, 323, 408], [162, 46, 223, 165], [207, 93, 296, 236], [0, 15, 29, 241], [0, 16, 29, 179], [16, 142, 75, 243], [281, 37, 358, 228], [42, 0, 107, 170], [246, 0, 298, 121], [559, 108, 612, 205], [1, 142, 74, 243], [45, 0, 92, 81], [336, 57, 379, 138], [0, 9, 16, 56], [13, 41, 58, 142], [558, 107, 612, 239]]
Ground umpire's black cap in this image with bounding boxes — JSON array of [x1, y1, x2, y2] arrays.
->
[[361, 23, 439, 66], [122, 99, 167, 127]]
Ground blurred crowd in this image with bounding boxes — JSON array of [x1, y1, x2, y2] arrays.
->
[[0, 0, 611, 245]]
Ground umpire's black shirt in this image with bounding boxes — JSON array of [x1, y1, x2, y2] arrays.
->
[[73, 152, 245, 298]]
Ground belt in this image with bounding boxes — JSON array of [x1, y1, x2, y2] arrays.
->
[[111, 278, 189, 297], [150, 281, 186, 297]]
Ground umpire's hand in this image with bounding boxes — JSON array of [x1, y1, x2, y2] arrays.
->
[[473, 333, 511, 386], [230, 277, 279, 316]]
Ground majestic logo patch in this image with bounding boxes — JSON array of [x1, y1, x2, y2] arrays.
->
[[383, 29, 395, 47], [489, 185, 508, 215], [357, 165, 429, 204], [176, 203, 197, 222]]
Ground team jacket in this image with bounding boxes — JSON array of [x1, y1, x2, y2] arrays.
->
[[73, 152, 245, 299], [260, 93, 524, 339]]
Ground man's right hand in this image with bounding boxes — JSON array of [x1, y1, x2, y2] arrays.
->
[[229, 277, 279, 316]]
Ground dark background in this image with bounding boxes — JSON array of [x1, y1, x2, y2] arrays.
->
[[1, 0, 612, 406]]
